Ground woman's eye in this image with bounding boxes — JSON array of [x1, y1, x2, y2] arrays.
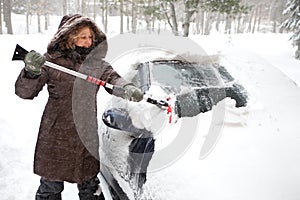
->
[[80, 35, 92, 40]]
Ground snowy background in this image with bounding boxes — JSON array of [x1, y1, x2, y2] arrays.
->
[[1, 14, 300, 199]]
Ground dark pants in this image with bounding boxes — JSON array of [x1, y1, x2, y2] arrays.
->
[[36, 176, 105, 200]]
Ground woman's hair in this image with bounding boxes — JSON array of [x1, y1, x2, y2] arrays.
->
[[62, 25, 95, 50]]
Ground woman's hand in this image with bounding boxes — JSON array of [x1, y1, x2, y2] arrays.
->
[[24, 50, 45, 75], [123, 85, 143, 102]]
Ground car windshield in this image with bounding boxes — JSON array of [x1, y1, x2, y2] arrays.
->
[[150, 60, 207, 93], [150, 63, 183, 91], [132, 60, 223, 94]]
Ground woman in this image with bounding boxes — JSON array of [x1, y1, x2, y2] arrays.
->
[[15, 14, 143, 200]]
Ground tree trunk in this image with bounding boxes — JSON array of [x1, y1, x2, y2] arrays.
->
[[93, 0, 96, 20], [225, 15, 232, 34], [215, 12, 221, 32], [126, 2, 130, 32], [131, 0, 137, 33], [200, 10, 205, 34], [296, 42, 300, 60], [120, 0, 123, 34], [101, 0, 105, 27], [100, 0, 108, 33], [182, 19, 189, 36], [160, 2, 173, 32], [38, 12, 41, 33], [0, 0, 3, 34], [3, 0, 13, 34], [252, 5, 258, 33], [247, 7, 254, 33], [104, 0, 108, 33], [182, 3, 192, 37], [44, 14, 49, 31], [257, 4, 263, 32], [145, 0, 151, 32], [169, 2, 178, 36], [26, 0, 30, 34], [195, 9, 201, 34], [268, 0, 276, 22], [272, 20, 277, 33], [277, 0, 286, 33], [204, 12, 212, 35], [236, 13, 242, 33]]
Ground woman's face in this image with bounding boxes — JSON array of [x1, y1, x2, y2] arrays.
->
[[75, 27, 93, 48]]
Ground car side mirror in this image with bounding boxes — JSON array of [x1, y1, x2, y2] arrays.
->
[[102, 108, 152, 138]]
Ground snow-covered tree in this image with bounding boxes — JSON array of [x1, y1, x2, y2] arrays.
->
[[281, 0, 300, 59]]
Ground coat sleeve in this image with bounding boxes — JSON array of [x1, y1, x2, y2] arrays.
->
[[100, 61, 131, 87], [98, 61, 132, 95], [15, 67, 48, 100]]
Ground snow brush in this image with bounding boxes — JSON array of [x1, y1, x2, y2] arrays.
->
[[12, 44, 126, 96], [12, 44, 173, 120]]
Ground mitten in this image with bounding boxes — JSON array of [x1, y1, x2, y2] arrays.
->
[[24, 50, 45, 75], [123, 85, 143, 102]]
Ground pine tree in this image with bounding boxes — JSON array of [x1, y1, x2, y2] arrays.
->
[[281, 0, 300, 59]]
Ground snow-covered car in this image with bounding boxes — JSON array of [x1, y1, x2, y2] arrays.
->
[[99, 59, 248, 199]]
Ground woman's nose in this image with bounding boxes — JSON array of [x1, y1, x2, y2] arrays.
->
[[84, 39, 92, 47]]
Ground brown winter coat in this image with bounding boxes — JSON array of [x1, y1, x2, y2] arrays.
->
[[15, 15, 130, 183]]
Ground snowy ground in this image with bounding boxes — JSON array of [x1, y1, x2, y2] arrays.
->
[[1, 15, 300, 199]]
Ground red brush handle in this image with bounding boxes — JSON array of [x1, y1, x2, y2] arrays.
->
[[87, 76, 106, 87]]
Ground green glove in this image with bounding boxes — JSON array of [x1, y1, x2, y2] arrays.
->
[[123, 85, 143, 102], [24, 50, 45, 75]]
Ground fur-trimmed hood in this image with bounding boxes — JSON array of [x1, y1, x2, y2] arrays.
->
[[47, 14, 107, 58]]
